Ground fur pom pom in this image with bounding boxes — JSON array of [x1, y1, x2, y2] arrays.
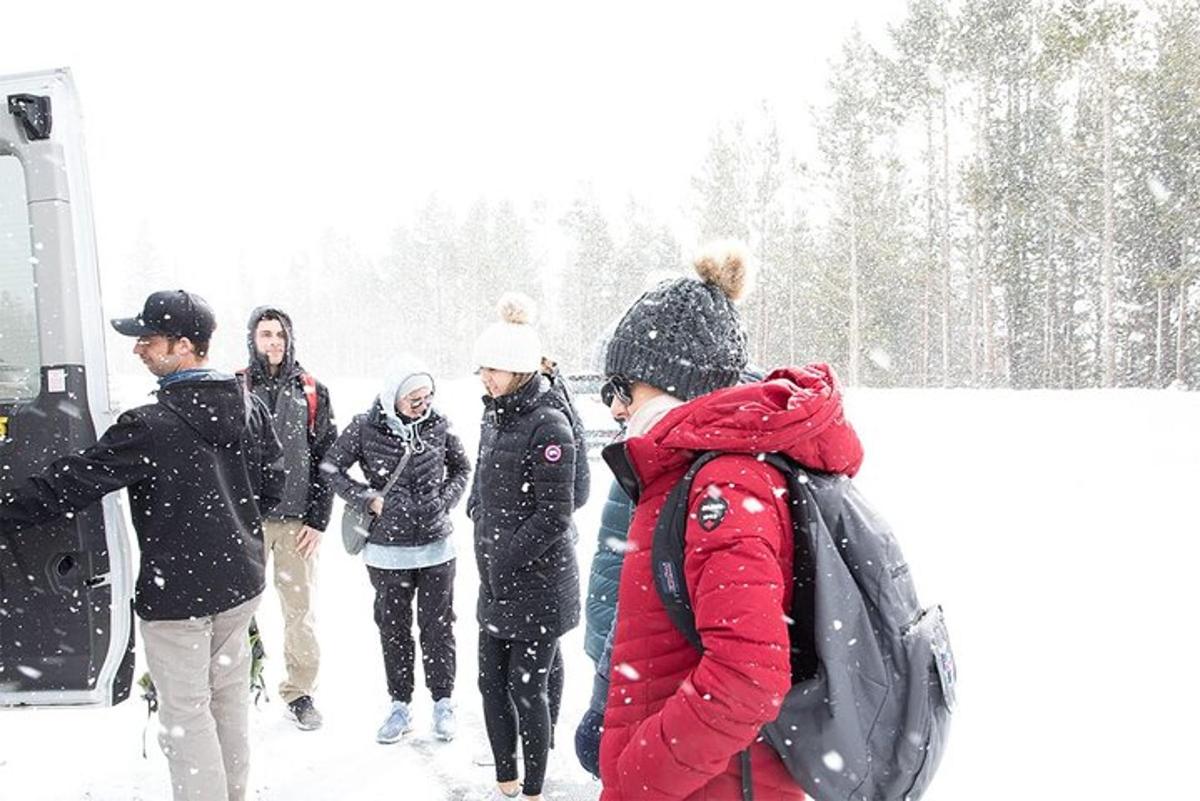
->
[[693, 240, 756, 302], [497, 292, 536, 325]]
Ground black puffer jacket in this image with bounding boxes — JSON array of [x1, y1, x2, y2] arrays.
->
[[468, 375, 580, 641], [324, 402, 470, 547]]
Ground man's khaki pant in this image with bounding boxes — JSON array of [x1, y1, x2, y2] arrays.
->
[[263, 517, 320, 703], [140, 594, 261, 801]]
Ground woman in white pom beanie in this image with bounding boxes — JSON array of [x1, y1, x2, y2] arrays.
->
[[467, 293, 581, 801]]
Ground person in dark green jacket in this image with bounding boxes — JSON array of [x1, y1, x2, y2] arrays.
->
[[582, 480, 633, 663]]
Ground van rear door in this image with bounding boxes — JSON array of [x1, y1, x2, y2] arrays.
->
[[0, 68, 134, 708]]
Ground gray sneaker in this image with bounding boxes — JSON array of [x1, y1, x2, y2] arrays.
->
[[432, 698, 456, 741], [376, 701, 413, 744], [285, 695, 323, 731]]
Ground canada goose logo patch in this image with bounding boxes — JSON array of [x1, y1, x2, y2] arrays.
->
[[544, 444, 563, 463], [698, 496, 728, 531]]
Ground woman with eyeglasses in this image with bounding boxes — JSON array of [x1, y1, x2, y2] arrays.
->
[[468, 294, 580, 801], [322, 357, 471, 744]]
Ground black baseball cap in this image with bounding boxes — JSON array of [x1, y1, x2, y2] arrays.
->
[[111, 290, 216, 341]]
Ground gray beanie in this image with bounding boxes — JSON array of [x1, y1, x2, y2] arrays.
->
[[604, 240, 756, 401]]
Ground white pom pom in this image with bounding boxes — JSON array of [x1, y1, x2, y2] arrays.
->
[[497, 292, 536, 325], [693, 240, 756, 302]]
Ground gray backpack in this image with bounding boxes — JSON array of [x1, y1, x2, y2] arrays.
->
[[652, 452, 956, 801]]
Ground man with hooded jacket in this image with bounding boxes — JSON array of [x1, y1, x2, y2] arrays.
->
[[0, 290, 284, 801], [593, 245, 864, 800], [243, 305, 337, 729]]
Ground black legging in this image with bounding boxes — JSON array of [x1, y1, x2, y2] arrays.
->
[[548, 644, 563, 746], [478, 630, 559, 796]]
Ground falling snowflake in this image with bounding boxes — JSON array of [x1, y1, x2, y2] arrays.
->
[[822, 750, 845, 772], [614, 663, 641, 680]]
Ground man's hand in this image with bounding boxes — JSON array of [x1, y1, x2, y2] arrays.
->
[[368, 496, 384, 518], [296, 524, 322, 559]]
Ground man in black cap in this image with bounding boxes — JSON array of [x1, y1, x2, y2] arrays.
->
[[0, 290, 283, 801]]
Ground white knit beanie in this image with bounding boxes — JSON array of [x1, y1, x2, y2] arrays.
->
[[472, 292, 543, 374]]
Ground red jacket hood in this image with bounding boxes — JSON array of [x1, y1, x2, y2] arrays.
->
[[625, 363, 864, 489]]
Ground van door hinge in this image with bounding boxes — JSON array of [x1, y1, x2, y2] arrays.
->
[[7, 94, 53, 141]]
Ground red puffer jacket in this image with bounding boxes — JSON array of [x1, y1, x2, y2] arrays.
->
[[598, 365, 864, 801]]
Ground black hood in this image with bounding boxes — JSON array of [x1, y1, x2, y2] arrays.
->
[[157, 379, 249, 447], [246, 305, 297, 377]]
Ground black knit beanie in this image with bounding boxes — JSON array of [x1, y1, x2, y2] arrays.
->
[[604, 241, 755, 401]]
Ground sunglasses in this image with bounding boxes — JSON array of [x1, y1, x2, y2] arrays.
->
[[600, 375, 634, 407]]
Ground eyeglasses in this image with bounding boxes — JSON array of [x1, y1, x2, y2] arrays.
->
[[600, 375, 634, 407], [406, 391, 434, 407]]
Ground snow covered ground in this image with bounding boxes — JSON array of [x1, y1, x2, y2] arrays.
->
[[2, 375, 1198, 800]]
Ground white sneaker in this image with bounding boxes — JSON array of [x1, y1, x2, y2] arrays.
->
[[432, 697, 457, 741], [376, 701, 413, 744]]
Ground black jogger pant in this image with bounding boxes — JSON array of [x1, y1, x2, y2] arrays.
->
[[478, 630, 559, 797], [368, 560, 456, 704]]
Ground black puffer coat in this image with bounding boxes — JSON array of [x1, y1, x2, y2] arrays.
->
[[468, 375, 580, 641], [324, 402, 470, 547]]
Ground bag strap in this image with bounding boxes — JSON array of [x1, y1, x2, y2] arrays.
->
[[379, 447, 412, 497]]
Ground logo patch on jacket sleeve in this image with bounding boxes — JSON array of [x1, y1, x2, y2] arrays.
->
[[697, 496, 728, 531], [544, 443, 563, 463]]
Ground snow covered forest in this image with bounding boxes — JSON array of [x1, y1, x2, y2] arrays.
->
[[70, 0, 1198, 391]]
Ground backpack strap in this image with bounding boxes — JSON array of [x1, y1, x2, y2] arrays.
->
[[762, 454, 819, 686], [299, 372, 318, 437], [650, 450, 723, 653], [740, 749, 754, 801]]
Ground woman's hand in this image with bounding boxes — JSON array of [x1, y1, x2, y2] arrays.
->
[[368, 496, 384, 517]]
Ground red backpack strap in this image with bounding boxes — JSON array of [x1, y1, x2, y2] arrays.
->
[[300, 372, 318, 436]]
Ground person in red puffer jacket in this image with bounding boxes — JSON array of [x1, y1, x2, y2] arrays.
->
[[595, 242, 864, 801]]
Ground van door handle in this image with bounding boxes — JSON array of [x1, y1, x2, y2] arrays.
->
[[84, 573, 111, 589]]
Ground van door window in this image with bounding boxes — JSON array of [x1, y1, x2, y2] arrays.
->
[[0, 154, 38, 401]]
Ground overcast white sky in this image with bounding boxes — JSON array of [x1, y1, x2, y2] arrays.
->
[[3, 1, 899, 283]]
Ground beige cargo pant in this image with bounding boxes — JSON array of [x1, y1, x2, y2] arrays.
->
[[263, 517, 320, 702], [140, 593, 261, 801]]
